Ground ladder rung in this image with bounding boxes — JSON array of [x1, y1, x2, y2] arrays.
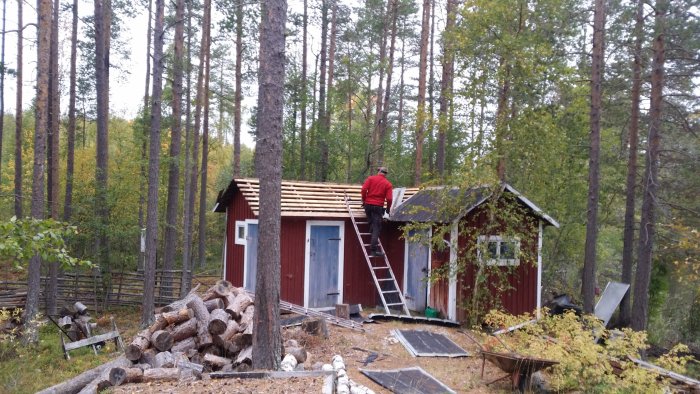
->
[[355, 222, 368, 225], [382, 290, 399, 294], [377, 278, 393, 282], [359, 233, 370, 235], [386, 303, 404, 307], [372, 267, 389, 270]]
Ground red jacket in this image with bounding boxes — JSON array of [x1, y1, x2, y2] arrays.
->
[[362, 174, 393, 211]]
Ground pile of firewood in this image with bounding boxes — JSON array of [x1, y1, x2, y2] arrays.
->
[[58, 302, 97, 342], [38, 281, 309, 394]]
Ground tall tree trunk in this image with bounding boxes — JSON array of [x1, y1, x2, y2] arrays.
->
[[162, 0, 185, 294], [0, 0, 5, 179], [46, 0, 60, 317], [322, 1, 336, 165], [377, 0, 398, 165], [252, 0, 286, 369], [138, 0, 153, 271], [13, 0, 22, 218], [181, 0, 195, 295], [94, 0, 111, 278], [413, 0, 430, 186], [142, 0, 165, 327], [64, 0, 78, 221], [582, 0, 606, 313], [299, 0, 307, 180], [436, 0, 455, 177], [619, 0, 644, 327], [316, 0, 328, 181], [426, 0, 435, 173], [24, 0, 51, 343], [233, 0, 242, 176], [494, 58, 511, 181], [182, 0, 209, 294], [199, 6, 212, 269], [371, 0, 388, 166], [632, 0, 665, 332], [396, 17, 405, 162]]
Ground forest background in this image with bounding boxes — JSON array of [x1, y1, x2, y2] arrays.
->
[[0, 0, 697, 347]]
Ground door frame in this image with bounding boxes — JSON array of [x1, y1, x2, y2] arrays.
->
[[242, 219, 259, 290], [403, 227, 432, 311], [304, 220, 345, 309]]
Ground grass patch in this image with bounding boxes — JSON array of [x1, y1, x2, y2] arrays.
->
[[0, 306, 142, 394]]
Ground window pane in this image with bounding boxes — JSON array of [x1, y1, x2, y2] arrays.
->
[[501, 241, 516, 260], [488, 241, 499, 259]]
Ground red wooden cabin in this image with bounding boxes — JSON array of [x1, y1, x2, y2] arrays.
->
[[214, 178, 558, 322]]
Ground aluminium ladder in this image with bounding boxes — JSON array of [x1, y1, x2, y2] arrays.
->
[[344, 195, 410, 316]]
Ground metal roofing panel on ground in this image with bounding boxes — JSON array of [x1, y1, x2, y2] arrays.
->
[[594, 281, 630, 327], [392, 329, 470, 357], [360, 366, 456, 394]]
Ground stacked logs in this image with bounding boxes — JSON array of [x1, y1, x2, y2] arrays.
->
[[40, 281, 308, 393], [58, 302, 97, 342], [122, 281, 257, 379]]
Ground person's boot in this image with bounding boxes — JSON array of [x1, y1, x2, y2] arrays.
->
[[372, 249, 385, 257]]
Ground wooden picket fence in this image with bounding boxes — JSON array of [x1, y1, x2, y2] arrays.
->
[[0, 269, 210, 313]]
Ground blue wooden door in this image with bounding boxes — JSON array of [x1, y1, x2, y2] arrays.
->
[[308, 225, 341, 308], [244, 223, 259, 291], [405, 228, 430, 311]]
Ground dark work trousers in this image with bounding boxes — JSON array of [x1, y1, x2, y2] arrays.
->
[[364, 204, 385, 253]]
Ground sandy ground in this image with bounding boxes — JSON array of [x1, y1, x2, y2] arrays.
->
[[111, 317, 515, 393]]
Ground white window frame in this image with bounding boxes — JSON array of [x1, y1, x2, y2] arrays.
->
[[234, 221, 247, 245], [242, 219, 259, 290], [477, 235, 520, 266]]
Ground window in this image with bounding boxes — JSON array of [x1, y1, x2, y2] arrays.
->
[[235, 221, 246, 245], [478, 235, 520, 266]]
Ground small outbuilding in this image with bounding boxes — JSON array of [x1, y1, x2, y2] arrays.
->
[[214, 178, 558, 322]]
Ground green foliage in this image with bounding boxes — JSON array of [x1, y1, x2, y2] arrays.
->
[[482, 310, 692, 392], [0, 217, 91, 269]]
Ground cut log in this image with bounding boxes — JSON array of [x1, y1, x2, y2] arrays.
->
[[202, 283, 231, 301], [154, 351, 175, 368], [239, 305, 255, 334], [109, 367, 143, 386], [138, 348, 157, 367], [36, 356, 131, 394], [208, 309, 230, 335], [201, 344, 222, 357], [204, 297, 225, 312], [301, 318, 328, 338], [132, 363, 152, 371], [142, 368, 181, 383], [335, 304, 350, 320], [151, 330, 174, 351], [74, 302, 88, 315], [187, 296, 213, 349], [76, 369, 111, 394], [125, 330, 151, 361], [285, 346, 308, 364], [203, 353, 232, 370], [175, 359, 205, 374], [162, 307, 194, 325], [171, 336, 197, 353], [160, 284, 200, 313], [147, 314, 168, 335], [227, 293, 253, 320], [220, 319, 241, 341], [235, 346, 253, 365], [171, 317, 198, 342], [58, 316, 73, 329]]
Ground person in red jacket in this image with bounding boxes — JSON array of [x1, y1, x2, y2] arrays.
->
[[361, 167, 393, 257]]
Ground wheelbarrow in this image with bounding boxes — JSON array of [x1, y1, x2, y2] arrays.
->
[[460, 330, 559, 392]]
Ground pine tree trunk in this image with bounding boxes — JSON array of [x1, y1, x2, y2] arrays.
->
[[619, 0, 644, 327], [233, 0, 243, 176], [94, 0, 111, 279], [199, 9, 212, 269], [371, 0, 388, 166], [426, 0, 435, 173], [413, 0, 430, 186], [25, 0, 51, 344], [46, 0, 60, 316], [252, 0, 286, 370], [436, 0, 455, 177], [632, 0, 665, 332], [162, 0, 185, 294], [316, 0, 328, 181], [396, 18, 405, 162], [142, 0, 166, 327], [181, 0, 194, 295], [377, 0, 398, 165], [13, 0, 22, 218], [299, 0, 307, 180], [0, 0, 5, 179], [64, 0, 78, 222], [582, 0, 606, 313], [323, 1, 336, 165], [182, 0, 209, 294], [138, 0, 153, 271]]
